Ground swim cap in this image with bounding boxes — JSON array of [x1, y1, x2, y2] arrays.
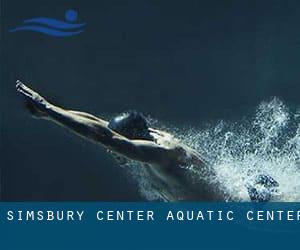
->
[[108, 111, 153, 141]]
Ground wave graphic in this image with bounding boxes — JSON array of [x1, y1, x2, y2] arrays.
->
[[9, 9, 85, 37], [123, 98, 300, 202], [10, 25, 84, 37], [23, 18, 85, 29]]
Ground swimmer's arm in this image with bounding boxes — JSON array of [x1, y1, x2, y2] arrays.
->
[[16, 81, 173, 164], [16, 80, 107, 123], [67, 110, 107, 123], [16, 81, 111, 141]]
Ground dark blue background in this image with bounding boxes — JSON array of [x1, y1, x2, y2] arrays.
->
[[2, 0, 300, 200], [1, 202, 300, 249]]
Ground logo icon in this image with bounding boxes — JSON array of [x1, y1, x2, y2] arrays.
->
[[9, 9, 85, 37]]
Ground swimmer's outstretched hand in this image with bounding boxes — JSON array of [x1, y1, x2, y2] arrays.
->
[[16, 80, 49, 118]]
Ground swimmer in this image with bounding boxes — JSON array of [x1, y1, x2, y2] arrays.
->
[[15, 80, 278, 201]]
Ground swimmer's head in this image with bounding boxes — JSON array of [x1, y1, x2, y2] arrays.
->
[[108, 111, 153, 141]]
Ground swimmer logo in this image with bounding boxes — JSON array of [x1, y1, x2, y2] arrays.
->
[[9, 9, 85, 37]]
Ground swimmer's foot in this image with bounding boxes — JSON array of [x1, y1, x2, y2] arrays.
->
[[16, 80, 49, 118]]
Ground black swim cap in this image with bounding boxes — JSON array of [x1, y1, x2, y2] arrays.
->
[[108, 111, 153, 140]]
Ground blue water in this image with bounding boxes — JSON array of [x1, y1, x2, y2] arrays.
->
[[125, 98, 300, 201]]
